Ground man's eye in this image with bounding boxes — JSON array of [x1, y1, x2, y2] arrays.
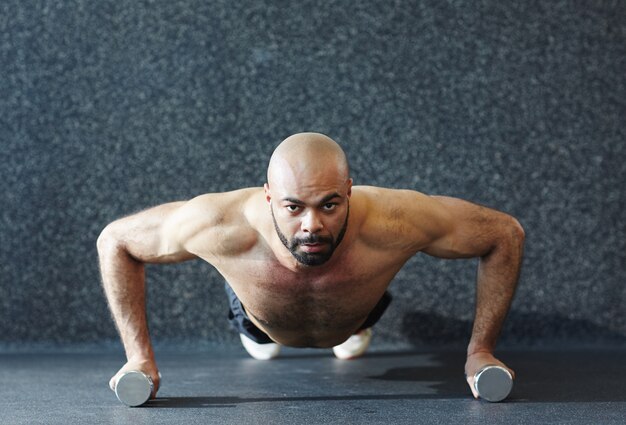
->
[[323, 203, 337, 211], [286, 205, 300, 212]]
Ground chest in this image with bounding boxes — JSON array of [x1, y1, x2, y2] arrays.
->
[[215, 240, 400, 294], [215, 244, 403, 325]]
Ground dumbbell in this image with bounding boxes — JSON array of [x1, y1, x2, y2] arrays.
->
[[474, 365, 513, 402], [115, 371, 155, 407]]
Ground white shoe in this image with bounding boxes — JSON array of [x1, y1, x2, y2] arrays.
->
[[332, 328, 373, 360], [239, 334, 281, 360]]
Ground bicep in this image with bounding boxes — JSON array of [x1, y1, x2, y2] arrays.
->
[[420, 196, 517, 259], [98, 201, 197, 264]]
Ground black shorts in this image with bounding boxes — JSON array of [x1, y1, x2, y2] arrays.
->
[[224, 281, 392, 345]]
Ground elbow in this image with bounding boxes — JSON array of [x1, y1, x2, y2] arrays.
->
[[96, 222, 124, 255], [511, 217, 525, 242], [506, 217, 525, 252], [483, 217, 524, 259]]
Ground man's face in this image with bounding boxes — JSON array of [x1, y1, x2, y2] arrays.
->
[[267, 181, 352, 267]]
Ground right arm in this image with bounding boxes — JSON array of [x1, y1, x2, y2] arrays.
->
[[96, 201, 197, 396]]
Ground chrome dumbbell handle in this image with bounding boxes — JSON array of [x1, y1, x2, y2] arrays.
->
[[115, 370, 154, 407], [474, 365, 513, 402]]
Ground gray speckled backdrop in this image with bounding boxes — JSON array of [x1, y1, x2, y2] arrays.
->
[[1, 0, 624, 351]]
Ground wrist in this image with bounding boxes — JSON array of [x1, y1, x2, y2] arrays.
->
[[467, 349, 493, 358], [467, 342, 495, 357], [126, 347, 155, 363]]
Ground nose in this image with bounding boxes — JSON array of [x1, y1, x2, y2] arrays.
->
[[301, 210, 324, 234]]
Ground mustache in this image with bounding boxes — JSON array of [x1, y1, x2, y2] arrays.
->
[[293, 234, 333, 245]]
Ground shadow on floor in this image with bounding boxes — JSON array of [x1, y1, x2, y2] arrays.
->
[[144, 393, 455, 408], [370, 351, 626, 403], [367, 351, 467, 399]]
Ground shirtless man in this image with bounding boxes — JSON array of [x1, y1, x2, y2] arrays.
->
[[98, 132, 525, 401]]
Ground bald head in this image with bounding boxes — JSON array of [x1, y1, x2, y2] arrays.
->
[[267, 133, 350, 189], [265, 133, 352, 266]]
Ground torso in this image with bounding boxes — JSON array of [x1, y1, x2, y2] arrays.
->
[[190, 187, 419, 348]]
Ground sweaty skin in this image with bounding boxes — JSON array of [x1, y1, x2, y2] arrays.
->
[[98, 132, 524, 400]]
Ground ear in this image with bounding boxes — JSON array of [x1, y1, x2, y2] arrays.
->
[[346, 178, 353, 198], [264, 183, 272, 205]]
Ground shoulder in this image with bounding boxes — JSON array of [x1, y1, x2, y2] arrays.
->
[[165, 188, 264, 256], [167, 188, 261, 227], [353, 185, 443, 220], [352, 186, 450, 252], [180, 188, 260, 215]]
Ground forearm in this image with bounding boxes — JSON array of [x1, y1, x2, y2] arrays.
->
[[467, 226, 524, 356], [98, 235, 154, 361]]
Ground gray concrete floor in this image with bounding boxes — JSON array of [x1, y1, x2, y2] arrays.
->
[[1, 348, 625, 424]]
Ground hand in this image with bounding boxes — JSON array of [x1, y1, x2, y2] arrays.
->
[[109, 356, 161, 399], [464, 352, 515, 399]]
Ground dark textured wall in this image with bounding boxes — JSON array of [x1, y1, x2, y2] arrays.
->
[[1, 0, 624, 351]]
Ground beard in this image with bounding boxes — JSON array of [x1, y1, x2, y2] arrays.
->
[[271, 203, 349, 266]]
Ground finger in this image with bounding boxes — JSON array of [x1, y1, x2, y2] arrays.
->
[[150, 373, 160, 399], [466, 375, 479, 399], [109, 375, 116, 392]]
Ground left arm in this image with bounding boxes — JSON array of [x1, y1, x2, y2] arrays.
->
[[417, 195, 525, 397]]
